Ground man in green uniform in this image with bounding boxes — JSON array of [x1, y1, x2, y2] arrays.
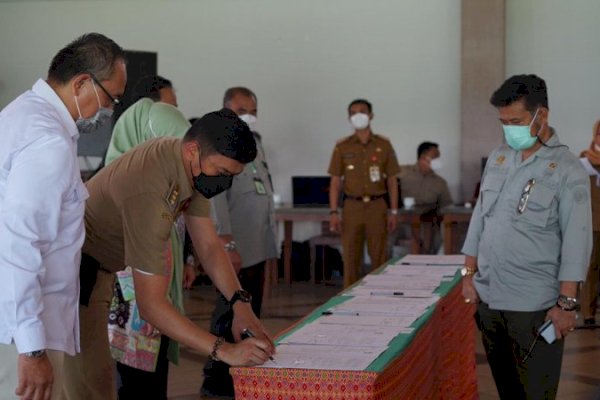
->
[[328, 99, 400, 288], [62, 109, 275, 400]]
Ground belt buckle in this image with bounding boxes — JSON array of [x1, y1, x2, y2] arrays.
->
[[363, 195, 371, 203]]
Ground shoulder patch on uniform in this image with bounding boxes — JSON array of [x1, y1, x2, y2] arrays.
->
[[336, 135, 353, 145], [573, 186, 589, 204], [495, 155, 506, 166], [373, 134, 391, 142], [164, 182, 180, 213]]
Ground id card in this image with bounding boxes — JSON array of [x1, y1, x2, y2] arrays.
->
[[254, 178, 267, 195], [369, 165, 381, 182]]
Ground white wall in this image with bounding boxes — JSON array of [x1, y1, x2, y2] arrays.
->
[[506, 0, 600, 153], [0, 0, 461, 240]]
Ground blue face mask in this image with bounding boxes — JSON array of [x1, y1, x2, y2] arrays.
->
[[502, 108, 540, 151]]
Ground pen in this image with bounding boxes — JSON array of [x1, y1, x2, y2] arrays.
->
[[241, 328, 276, 362], [321, 310, 360, 316], [369, 291, 404, 296]]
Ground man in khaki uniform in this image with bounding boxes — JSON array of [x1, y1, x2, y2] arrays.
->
[[328, 99, 400, 287], [63, 109, 275, 400]]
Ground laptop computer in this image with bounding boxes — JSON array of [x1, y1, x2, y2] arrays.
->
[[292, 176, 331, 207]]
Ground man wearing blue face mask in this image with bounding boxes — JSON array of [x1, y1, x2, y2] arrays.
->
[[461, 74, 592, 399], [0, 33, 126, 400]]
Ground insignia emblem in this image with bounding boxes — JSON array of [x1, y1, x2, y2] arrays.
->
[[495, 155, 505, 165], [164, 182, 179, 213], [548, 162, 557, 170], [347, 164, 355, 170]]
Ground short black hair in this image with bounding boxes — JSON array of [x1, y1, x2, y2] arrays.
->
[[132, 75, 173, 103], [223, 87, 257, 107], [490, 74, 549, 113], [47, 33, 125, 84], [184, 108, 257, 164], [417, 142, 438, 159], [348, 99, 372, 114]]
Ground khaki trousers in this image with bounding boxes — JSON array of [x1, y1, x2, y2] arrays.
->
[[581, 231, 600, 319], [0, 344, 64, 400], [341, 198, 388, 288], [62, 270, 116, 400]]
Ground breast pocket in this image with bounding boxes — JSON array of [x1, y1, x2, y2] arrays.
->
[[234, 171, 256, 194], [516, 182, 555, 228], [480, 175, 505, 216]]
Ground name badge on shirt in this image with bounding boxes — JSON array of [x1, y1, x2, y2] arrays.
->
[[369, 165, 381, 183], [254, 177, 267, 195]]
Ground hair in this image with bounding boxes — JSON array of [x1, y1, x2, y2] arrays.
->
[[417, 141, 439, 159], [490, 74, 549, 113], [183, 108, 257, 163], [47, 33, 125, 84], [131, 75, 172, 103], [348, 99, 372, 114], [223, 87, 257, 107]]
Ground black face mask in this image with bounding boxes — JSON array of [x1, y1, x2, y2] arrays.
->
[[193, 173, 233, 199]]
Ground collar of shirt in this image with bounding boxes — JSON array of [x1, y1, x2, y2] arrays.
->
[[534, 127, 561, 160], [350, 131, 375, 144], [173, 139, 194, 201], [32, 79, 78, 140]]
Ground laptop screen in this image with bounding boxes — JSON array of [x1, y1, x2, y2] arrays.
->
[[292, 176, 331, 207]]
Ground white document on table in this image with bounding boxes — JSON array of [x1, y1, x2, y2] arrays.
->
[[281, 322, 401, 347], [381, 265, 460, 278], [330, 296, 436, 317], [318, 314, 418, 329], [345, 287, 436, 298], [259, 344, 387, 370], [360, 274, 441, 290], [392, 254, 466, 266]]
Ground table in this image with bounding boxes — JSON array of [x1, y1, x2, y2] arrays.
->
[[276, 206, 473, 285], [441, 206, 474, 255], [275, 206, 331, 285], [231, 266, 478, 399]]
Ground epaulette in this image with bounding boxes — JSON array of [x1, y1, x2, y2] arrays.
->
[[336, 135, 353, 145]]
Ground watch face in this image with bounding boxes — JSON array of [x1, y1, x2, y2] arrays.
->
[[239, 289, 252, 302], [460, 267, 467, 276]]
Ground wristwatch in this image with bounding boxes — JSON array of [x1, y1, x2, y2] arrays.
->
[[229, 289, 252, 307], [557, 295, 580, 312], [460, 266, 477, 277], [23, 349, 46, 358]]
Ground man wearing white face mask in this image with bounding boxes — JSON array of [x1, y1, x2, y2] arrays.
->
[[461, 74, 591, 399], [395, 141, 452, 254], [0, 33, 126, 400], [328, 99, 400, 288], [200, 87, 277, 399]]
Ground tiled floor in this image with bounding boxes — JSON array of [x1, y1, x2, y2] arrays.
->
[[168, 280, 600, 400]]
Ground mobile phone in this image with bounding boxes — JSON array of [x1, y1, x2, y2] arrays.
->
[[538, 320, 556, 344]]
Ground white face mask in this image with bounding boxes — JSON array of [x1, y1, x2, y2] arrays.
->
[[350, 113, 370, 130], [430, 158, 443, 171], [74, 80, 113, 134], [238, 113, 257, 131]]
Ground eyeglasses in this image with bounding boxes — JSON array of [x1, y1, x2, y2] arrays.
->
[[90, 73, 120, 106], [517, 178, 536, 214]]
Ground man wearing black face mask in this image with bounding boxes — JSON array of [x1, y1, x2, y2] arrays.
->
[[62, 109, 275, 400]]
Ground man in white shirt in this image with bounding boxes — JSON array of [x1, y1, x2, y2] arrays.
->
[[0, 33, 126, 400]]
